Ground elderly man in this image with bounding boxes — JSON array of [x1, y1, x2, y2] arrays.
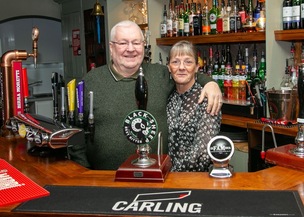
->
[[71, 20, 222, 170]]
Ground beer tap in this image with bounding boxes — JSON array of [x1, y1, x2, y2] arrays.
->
[[88, 91, 95, 143], [1, 27, 39, 137], [76, 80, 84, 128], [52, 72, 59, 121], [60, 76, 67, 124], [28, 27, 39, 68], [135, 66, 148, 110]]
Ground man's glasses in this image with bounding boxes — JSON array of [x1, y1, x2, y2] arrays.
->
[[169, 59, 196, 67], [111, 41, 144, 49]]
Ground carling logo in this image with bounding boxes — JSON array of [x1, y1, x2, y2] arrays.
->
[[112, 190, 203, 214]]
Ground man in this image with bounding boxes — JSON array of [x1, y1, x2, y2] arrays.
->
[[72, 20, 222, 170]]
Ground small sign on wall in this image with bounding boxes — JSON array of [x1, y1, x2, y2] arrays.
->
[[72, 29, 81, 56]]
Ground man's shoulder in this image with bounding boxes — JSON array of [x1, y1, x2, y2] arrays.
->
[[84, 65, 109, 79]]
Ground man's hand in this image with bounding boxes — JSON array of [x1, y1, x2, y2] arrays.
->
[[199, 81, 223, 116]]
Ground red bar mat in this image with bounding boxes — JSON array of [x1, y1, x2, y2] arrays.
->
[[0, 159, 49, 206]]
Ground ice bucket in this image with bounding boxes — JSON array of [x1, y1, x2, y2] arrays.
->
[[266, 89, 298, 122]]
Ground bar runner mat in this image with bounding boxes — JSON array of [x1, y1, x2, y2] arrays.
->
[[0, 159, 49, 206], [14, 185, 304, 217]]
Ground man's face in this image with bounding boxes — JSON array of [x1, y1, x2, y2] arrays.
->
[[110, 25, 144, 76]]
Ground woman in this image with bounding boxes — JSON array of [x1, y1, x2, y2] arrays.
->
[[167, 40, 222, 172]]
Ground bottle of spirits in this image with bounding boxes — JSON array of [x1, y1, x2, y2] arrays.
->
[[239, 0, 247, 25], [160, 4, 167, 38], [193, 3, 202, 35], [202, 0, 211, 35], [209, 0, 220, 34], [223, 0, 231, 33], [173, 1, 179, 37], [245, 0, 256, 32], [184, 2, 190, 36], [258, 50, 266, 82], [251, 44, 258, 79], [217, 0, 224, 34], [292, 0, 301, 29], [167, 2, 173, 37], [244, 48, 252, 100], [230, 0, 241, 33], [207, 46, 214, 76], [218, 59, 225, 94], [283, 0, 293, 30], [280, 59, 293, 90], [253, 0, 262, 22], [239, 64, 247, 102], [232, 62, 240, 101], [178, 3, 185, 36], [189, 2, 196, 36]]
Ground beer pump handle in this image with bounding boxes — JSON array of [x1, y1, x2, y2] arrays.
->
[[52, 72, 59, 121], [31, 27, 39, 68], [22, 68, 30, 113], [76, 81, 84, 128], [88, 91, 95, 142], [135, 66, 148, 110]]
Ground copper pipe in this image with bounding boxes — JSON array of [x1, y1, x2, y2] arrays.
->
[[1, 50, 29, 137], [1, 27, 39, 137]]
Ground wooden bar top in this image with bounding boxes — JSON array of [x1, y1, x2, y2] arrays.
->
[[0, 137, 304, 217]]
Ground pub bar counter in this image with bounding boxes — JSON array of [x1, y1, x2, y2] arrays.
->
[[0, 135, 304, 217]]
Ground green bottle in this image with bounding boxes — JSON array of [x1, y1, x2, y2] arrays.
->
[[184, 2, 190, 36], [258, 51, 266, 82], [178, 4, 185, 36], [209, 0, 220, 34]]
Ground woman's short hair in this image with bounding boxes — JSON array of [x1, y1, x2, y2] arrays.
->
[[169, 40, 198, 63]]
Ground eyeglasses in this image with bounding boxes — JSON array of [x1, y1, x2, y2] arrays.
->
[[169, 59, 196, 67], [111, 41, 144, 49]]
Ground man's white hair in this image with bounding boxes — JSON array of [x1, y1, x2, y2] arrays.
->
[[110, 20, 144, 41]]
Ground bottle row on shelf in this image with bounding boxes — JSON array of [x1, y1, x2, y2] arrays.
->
[[160, 0, 266, 38]]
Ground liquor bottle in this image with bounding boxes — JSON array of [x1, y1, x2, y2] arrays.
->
[[217, 0, 225, 34], [178, 3, 185, 36], [239, 0, 247, 25], [253, 0, 262, 22], [232, 62, 240, 101], [257, 50, 266, 82], [209, 0, 220, 34], [239, 64, 247, 102], [173, 1, 179, 37], [301, 0, 304, 28], [184, 2, 190, 36], [207, 46, 214, 76], [222, 0, 230, 33], [230, 0, 241, 33], [189, 2, 196, 36], [251, 44, 258, 79], [298, 63, 304, 118], [202, 0, 211, 35], [167, 2, 173, 37], [280, 59, 293, 90], [212, 65, 219, 84], [292, 0, 301, 29], [283, 0, 293, 30], [226, 44, 233, 69], [198, 50, 204, 73], [202, 50, 208, 74], [224, 62, 233, 100], [244, 48, 252, 99], [160, 4, 167, 38], [193, 3, 203, 35], [214, 45, 220, 71], [218, 60, 225, 94], [245, 0, 256, 32]]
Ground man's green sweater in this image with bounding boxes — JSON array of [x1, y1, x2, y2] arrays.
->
[[73, 62, 212, 170]]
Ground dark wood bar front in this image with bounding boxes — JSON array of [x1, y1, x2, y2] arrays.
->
[[0, 136, 304, 217]]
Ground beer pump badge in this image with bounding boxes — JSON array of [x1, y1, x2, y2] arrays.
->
[[207, 135, 234, 162], [123, 110, 158, 145]]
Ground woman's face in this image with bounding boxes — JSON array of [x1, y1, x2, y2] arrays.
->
[[168, 54, 199, 93]]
